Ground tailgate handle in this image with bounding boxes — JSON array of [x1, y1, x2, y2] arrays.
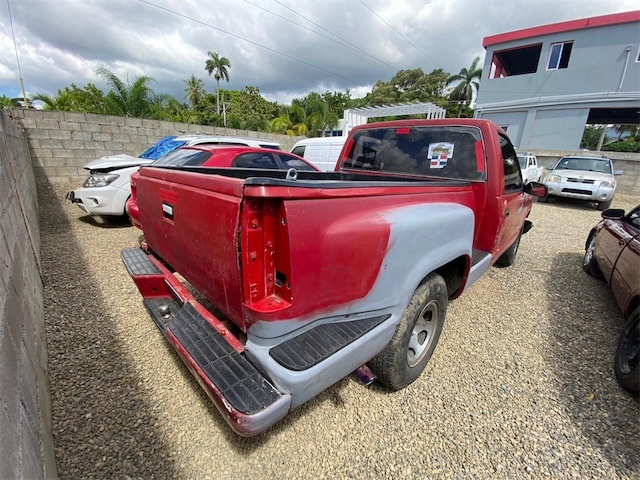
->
[[162, 203, 174, 221]]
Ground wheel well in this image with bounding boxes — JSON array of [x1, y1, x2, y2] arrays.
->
[[585, 228, 596, 251], [625, 296, 639, 320], [434, 256, 467, 298]]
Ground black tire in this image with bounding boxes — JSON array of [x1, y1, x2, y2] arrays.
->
[[615, 308, 639, 395], [369, 273, 447, 391], [495, 232, 521, 267], [597, 200, 612, 211], [582, 232, 603, 277]]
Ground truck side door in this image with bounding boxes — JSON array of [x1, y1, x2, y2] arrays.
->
[[496, 133, 527, 253]]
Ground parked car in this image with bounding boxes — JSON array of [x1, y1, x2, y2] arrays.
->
[[290, 136, 347, 171], [541, 155, 622, 210], [126, 145, 319, 230], [517, 152, 543, 184], [583, 206, 640, 394], [67, 135, 282, 219]]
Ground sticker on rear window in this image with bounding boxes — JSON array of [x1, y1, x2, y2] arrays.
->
[[428, 142, 454, 169]]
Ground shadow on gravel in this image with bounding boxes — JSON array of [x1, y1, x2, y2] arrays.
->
[[540, 197, 602, 211], [78, 214, 132, 229], [545, 251, 640, 475], [37, 180, 177, 478]]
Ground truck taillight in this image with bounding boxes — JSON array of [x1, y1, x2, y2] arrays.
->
[[241, 199, 292, 312], [130, 171, 139, 200]]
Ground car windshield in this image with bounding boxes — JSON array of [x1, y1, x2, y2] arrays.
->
[[555, 157, 612, 174], [517, 156, 527, 169]]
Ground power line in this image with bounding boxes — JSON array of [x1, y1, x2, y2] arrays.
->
[[136, 0, 363, 87], [243, 0, 398, 73], [357, 0, 443, 70], [270, 0, 399, 73]]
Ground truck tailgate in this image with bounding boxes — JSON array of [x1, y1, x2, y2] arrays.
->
[[137, 167, 245, 325]]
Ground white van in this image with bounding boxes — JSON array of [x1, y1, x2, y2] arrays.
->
[[290, 136, 347, 171]]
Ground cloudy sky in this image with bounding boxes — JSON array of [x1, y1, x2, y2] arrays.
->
[[0, 0, 637, 105]]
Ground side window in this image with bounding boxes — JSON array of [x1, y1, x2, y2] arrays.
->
[[291, 146, 306, 157], [499, 132, 523, 192], [627, 207, 640, 229], [547, 41, 573, 70], [278, 154, 317, 171], [232, 153, 278, 169]]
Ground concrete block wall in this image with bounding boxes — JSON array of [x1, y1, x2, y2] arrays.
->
[[9, 110, 303, 183], [0, 111, 57, 479]]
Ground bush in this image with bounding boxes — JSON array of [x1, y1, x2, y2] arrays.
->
[[603, 140, 638, 153]]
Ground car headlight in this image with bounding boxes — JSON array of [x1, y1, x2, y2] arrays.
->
[[83, 174, 120, 188], [545, 175, 561, 183], [600, 180, 616, 188]]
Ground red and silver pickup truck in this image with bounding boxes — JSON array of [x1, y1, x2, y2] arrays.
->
[[121, 119, 546, 435]]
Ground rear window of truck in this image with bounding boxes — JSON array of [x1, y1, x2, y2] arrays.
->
[[342, 126, 485, 181]]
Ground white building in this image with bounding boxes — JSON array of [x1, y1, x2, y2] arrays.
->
[[475, 11, 640, 150]]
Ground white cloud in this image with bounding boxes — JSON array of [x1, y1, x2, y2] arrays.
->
[[0, 0, 637, 104]]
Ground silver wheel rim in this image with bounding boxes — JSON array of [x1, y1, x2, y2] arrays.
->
[[407, 300, 440, 367], [584, 237, 595, 267]]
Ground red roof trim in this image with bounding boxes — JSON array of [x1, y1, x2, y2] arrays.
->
[[483, 10, 640, 48]]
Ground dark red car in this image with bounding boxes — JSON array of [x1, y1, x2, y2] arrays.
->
[[126, 146, 319, 229], [583, 205, 640, 394]]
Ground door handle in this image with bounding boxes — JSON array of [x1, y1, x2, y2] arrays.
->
[[619, 240, 625, 247]]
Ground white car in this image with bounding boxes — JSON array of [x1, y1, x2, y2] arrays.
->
[[67, 135, 281, 218], [540, 156, 622, 211], [290, 136, 347, 171], [517, 152, 543, 184]]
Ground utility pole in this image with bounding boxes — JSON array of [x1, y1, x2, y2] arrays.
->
[[7, 0, 28, 108]]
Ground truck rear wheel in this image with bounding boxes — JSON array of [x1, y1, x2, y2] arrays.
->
[[369, 273, 447, 391]]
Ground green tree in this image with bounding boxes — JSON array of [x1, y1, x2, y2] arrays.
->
[[95, 65, 155, 117], [446, 57, 482, 117], [580, 125, 607, 150], [183, 75, 206, 110], [0, 95, 19, 109], [32, 83, 108, 113], [362, 68, 450, 110], [204, 51, 231, 115], [227, 86, 278, 132]]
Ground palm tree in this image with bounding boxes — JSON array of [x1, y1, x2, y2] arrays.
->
[[31, 92, 72, 111], [446, 56, 483, 117], [204, 51, 231, 115], [183, 75, 205, 110], [95, 65, 155, 117]]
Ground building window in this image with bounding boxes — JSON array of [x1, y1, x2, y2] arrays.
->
[[547, 41, 573, 70], [489, 43, 542, 79]]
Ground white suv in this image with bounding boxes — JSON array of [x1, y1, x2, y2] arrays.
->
[[541, 156, 622, 211], [66, 135, 281, 218]]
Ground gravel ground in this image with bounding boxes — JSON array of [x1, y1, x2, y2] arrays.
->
[[40, 181, 639, 479]]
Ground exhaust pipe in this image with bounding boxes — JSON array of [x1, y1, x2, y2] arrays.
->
[[353, 365, 377, 385]]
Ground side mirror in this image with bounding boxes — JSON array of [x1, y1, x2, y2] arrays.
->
[[614, 170, 624, 176], [524, 181, 547, 198], [601, 208, 625, 220]]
